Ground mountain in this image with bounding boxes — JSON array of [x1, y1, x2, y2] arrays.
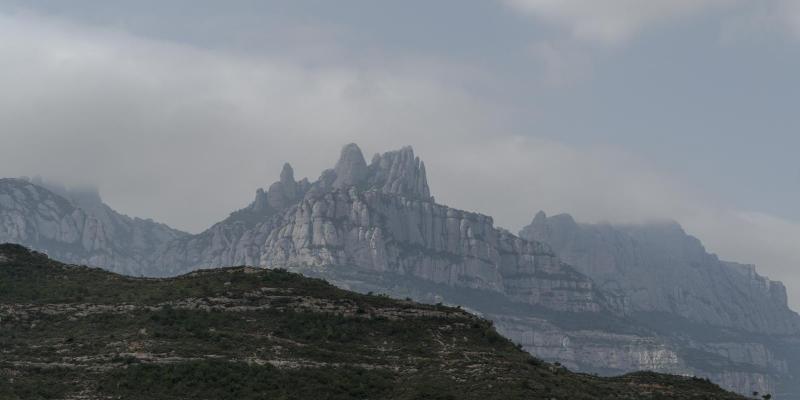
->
[[0, 244, 747, 400], [0, 178, 187, 276], [521, 212, 800, 397], [154, 144, 610, 314], [3, 143, 797, 397], [145, 144, 783, 396]]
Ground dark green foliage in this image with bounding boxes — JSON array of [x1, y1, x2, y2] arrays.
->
[[101, 361, 396, 400], [0, 244, 746, 400]]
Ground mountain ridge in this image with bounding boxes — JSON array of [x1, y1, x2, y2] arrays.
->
[[1, 143, 798, 397]]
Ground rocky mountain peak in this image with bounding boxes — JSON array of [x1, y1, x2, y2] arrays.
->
[[317, 144, 432, 201], [366, 145, 432, 201], [532, 210, 548, 225], [279, 162, 295, 184], [523, 211, 578, 245], [333, 143, 368, 188], [258, 162, 307, 211]]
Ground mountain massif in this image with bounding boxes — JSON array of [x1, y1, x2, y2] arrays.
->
[[1, 143, 796, 398], [0, 244, 747, 399]]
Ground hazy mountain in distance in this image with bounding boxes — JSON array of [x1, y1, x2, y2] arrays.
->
[[520, 212, 800, 334], [0, 177, 187, 275], [520, 212, 800, 397]]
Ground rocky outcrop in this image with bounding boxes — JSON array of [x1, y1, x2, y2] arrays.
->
[[0, 178, 187, 276]]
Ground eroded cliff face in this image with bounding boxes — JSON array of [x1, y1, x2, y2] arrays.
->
[[0, 178, 186, 276]]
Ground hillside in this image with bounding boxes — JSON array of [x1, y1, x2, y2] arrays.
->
[[0, 244, 746, 400]]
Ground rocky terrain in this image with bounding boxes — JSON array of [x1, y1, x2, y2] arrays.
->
[[0, 244, 747, 399], [0, 178, 187, 276]]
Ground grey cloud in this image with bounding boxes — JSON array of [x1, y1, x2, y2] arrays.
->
[[1, 11, 799, 309], [502, 0, 735, 44]]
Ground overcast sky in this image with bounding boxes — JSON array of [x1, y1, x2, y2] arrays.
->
[[1, 1, 800, 307]]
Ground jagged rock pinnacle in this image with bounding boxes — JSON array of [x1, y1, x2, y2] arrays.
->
[[367, 145, 432, 200], [280, 163, 295, 184], [333, 143, 368, 188], [533, 210, 547, 225]]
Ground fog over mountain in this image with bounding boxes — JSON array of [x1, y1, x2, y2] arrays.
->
[[1, 1, 798, 312]]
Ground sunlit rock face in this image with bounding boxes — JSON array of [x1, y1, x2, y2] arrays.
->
[[0, 178, 187, 276]]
